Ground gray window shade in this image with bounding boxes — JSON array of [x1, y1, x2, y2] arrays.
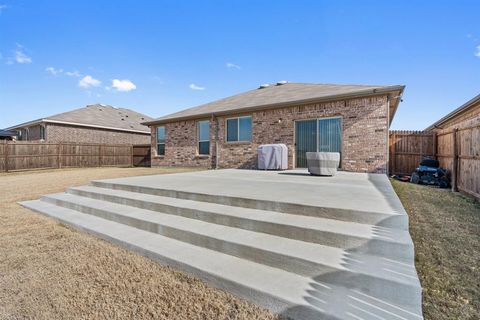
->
[[227, 116, 252, 142], [226, 119, 238, 142], [239, 117, 252, 141], [295, 120, 317, 168], [295, 118, 342, 168], [318, 118, 342, 153]]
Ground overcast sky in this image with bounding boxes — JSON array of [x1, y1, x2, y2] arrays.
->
[[1, 0, 479, 129]]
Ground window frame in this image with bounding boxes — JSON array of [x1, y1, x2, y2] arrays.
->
[[225, 115, 252, 143], [40, 125, 46, 141], [156, 126, 165, 156], [294, 116, 343, 168], [197, 120, 210, 155]]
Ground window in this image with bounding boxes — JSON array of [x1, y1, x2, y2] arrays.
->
[[226, 116, 252, 142], [295, 117, 342, 168], [197, 120, 210, 155], [156, 126, 165, 156], [40, 125, 46, 140]]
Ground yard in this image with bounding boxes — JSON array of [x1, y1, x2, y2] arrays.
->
[[0, 167, 278, 320], [1, 167, 478, 320], [391, 180, 480, 320]]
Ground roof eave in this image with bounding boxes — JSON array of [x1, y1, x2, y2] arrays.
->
[[4, 119, 45, 130], [143, 85, 405, 126], [425, 93, 480, 131], [6, 119, 150, 134]]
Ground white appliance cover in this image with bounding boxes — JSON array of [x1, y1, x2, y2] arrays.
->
[[306, 152, 340, 176], [257, 144, 288, 170]]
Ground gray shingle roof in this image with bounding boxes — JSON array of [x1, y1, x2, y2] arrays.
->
[[7, 104, 153, 133], [146, 82, 404, 125]]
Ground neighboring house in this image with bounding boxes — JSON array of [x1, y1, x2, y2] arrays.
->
[[0, 129, 17, 140], [425, 93, 480, 132], [425, 93, 480, 198], [144, 82, 404, 173], [5, 104, 153, 144]]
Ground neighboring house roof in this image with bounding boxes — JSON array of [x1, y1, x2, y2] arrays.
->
[[144, 82, 405, 126], [6, 104, 153, 133], [425, 93, 480, 130], [0, 129, 17, 137]]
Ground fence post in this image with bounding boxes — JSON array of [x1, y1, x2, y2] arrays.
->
[[452, 129, 458, 192], [4, 140, 8, 173], [59, 143, 63, 169], [390, 132, 396, 175], [99, 145, 102, 167], [131, 145, 134, 167]]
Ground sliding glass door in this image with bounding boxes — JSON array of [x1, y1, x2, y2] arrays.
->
[[295, 117, 342, 168]]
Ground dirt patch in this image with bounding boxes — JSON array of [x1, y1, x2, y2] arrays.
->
[[391, 180, 480, 320], [0, 167, 279, 320]]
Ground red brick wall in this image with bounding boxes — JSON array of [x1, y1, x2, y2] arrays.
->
[[151, 95, 389, 173], [45, 123, 150, 144], [151, 119, 214, 168]]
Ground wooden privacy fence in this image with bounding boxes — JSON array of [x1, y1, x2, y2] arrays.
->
[[0, 141, 151, 172], [389, 131, 436, 176], [132, 144, 151, 167], [390, 126, 480, 199]]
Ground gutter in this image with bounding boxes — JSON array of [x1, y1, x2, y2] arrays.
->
[[143, 85, 405, 126], [5, 119, 150, 134]]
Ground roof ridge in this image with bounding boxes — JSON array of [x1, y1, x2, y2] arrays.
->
[[144, 82, 404, 125]]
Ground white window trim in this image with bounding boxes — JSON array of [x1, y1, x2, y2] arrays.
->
[[225, 115, 252, 143], [197, 120, 210, 155]]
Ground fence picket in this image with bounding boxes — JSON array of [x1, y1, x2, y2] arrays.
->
[[0, 141, 146, 172], [389, 129, 479, 200]]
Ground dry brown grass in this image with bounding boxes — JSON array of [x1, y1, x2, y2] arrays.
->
[[391, 180, 480, 320], [0, 167, 279, 320]]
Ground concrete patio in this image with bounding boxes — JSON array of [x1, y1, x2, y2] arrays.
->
[[21, 169, 423, 320]]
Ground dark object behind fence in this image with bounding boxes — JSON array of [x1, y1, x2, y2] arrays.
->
[[389, 127, 480, 199]]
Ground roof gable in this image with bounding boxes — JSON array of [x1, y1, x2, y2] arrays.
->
[[425, 94, 480, 130], [146, 82, 404, 125], [7, 104, 153, 133]]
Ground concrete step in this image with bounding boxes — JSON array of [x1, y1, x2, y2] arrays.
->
[[68, 185, 414, 261], [40, 192, 421, 305], [90, 180, 408, 229], [20, 199, 423, 320]]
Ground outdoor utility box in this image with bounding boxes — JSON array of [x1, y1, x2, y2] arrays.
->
[[257, 144, 288, 170], [306, 152, 340, 176]]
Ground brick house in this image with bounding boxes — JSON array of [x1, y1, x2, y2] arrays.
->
[[5, 104, 153, 144], [144, 82, 404, 173], [425, 93, 480, 133]]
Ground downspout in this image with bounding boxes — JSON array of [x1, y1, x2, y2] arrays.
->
[[386, 95, 391, 176], [212, 113, 220, 169]]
